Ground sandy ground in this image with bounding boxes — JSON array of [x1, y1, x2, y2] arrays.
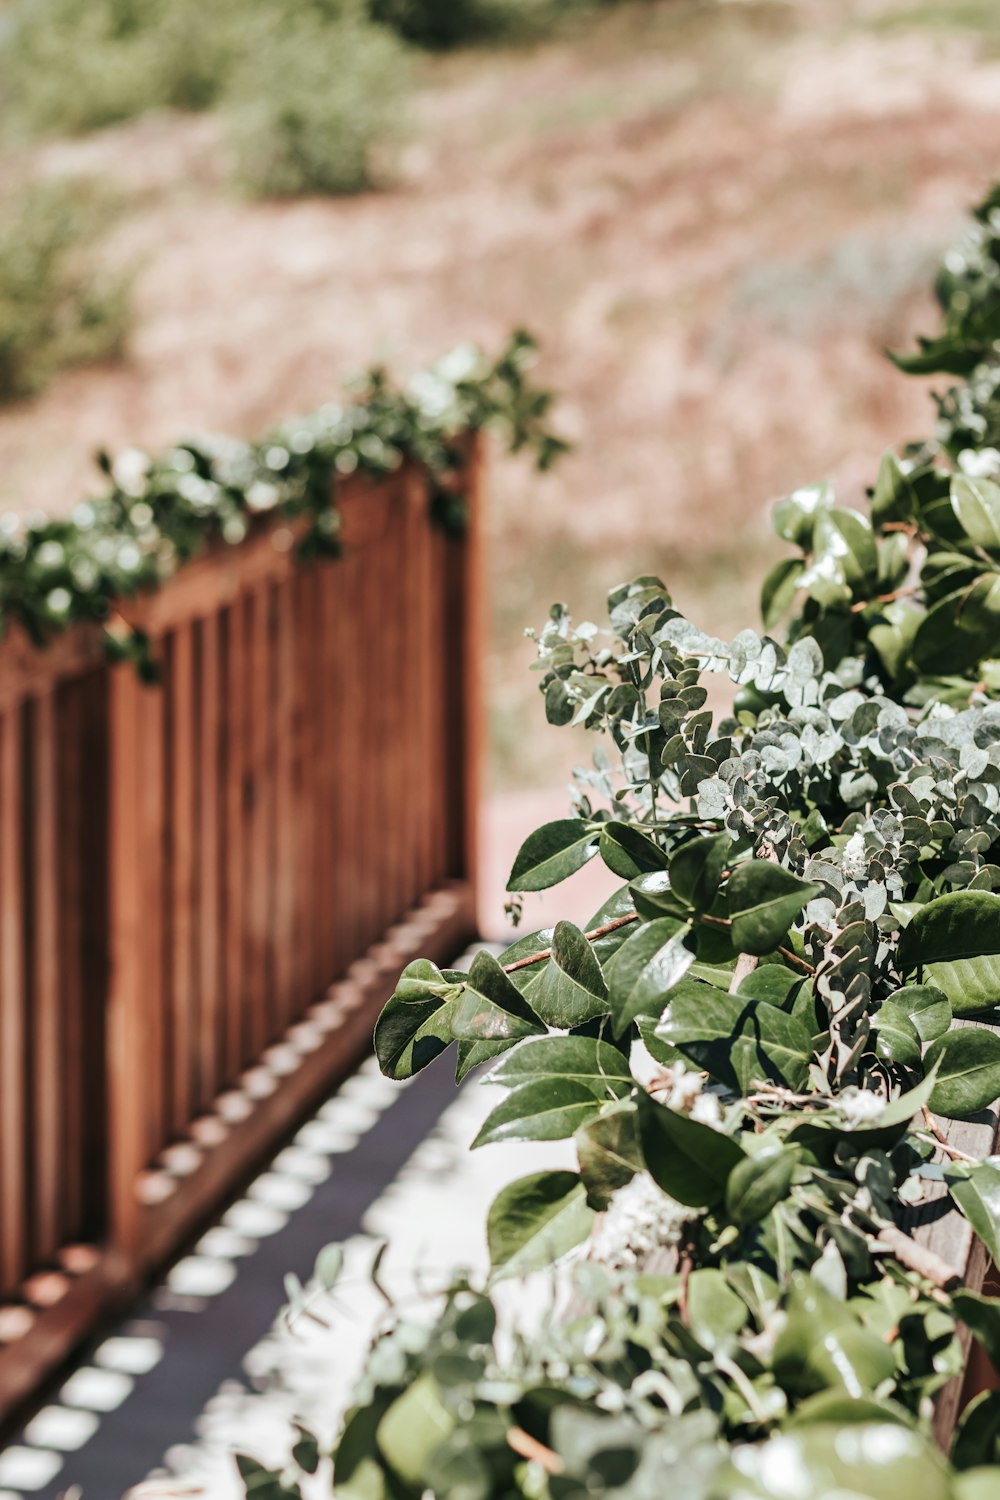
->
[[1, 0, 999, 793]]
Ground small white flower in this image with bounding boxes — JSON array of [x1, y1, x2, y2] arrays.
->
[[690, 1093, 724, 1131], [36, 540, 65, 571], [246, 481, 279, 513], [113, 447, 150, 497], [835, 1088, 885, 1128], [667, 1062, 705, 1113], [842, 831, 867, 881], [589, 1174, 689, 1270]]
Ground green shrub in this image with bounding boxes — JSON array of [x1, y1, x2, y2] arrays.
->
[[369, 0, 517, 46], [0, 180, 131, 402], [369, 0, 589, 47], [223, 6, 411, 197], [1, 0, 410, 197], [236, 188, 1000, 1500], [0, 0, 241, 137]]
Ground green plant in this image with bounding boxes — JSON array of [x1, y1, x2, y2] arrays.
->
[[235, 193, 1000, 1499], [223, 4, 410, 198], [1, 0, 411, 197], [0, 179, 131, 401], [0, 331, 566, 670], [1, 0, 241, 136]]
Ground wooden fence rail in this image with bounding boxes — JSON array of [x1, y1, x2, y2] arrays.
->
[[0, 454, 481, 1421]]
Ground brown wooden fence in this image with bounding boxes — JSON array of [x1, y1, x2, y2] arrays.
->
[[0, 453, 482, 1421]]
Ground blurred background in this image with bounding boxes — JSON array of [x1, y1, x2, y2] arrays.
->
[[0, 1, 999, 1494], [0, 1, 996, 788], [2, 0, 999, 936]]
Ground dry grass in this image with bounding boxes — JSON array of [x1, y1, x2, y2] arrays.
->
[[0, 0, 998, 787]]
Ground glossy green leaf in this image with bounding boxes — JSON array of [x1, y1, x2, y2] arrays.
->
[[897, 890, 1000, 1016], [487, 1034, 632, 1096], [575, 1101, 642, 1209], [760, 557, 801, 630], [947, 1158, 1000, 1266], [669, 832, 731, 914], [604, 917, 693, 1035], [506, 819, 600, 892], [657, 982, 813, 1092], [451, 951, 545, 1043], [715, 1424, 954, 1500], [952, 473, 1000, 553], [472, 1077, 607, 1147], [953, 1290, 1000, 1371], [953, 1391, 1000, 1471], [498, 927, 553, 994], [926, 1028, 1000, 1118], [874, 1000, 922, 1067], [527, 920, 610, 1029], [725, 1146, 797, 1226], [686, 1268, 748, 1350], [773, 1274, 896, 1399], [887, 984, 952, 1042], [376, 1374, 454, 1488], [726, 861, 821, 956], [486, 1171, 595, 1276], [374, 990, 455, 1081], [637, 1093, 743, 1207], [598, 821, 667, 879]]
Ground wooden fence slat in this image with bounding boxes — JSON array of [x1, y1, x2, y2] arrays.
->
[[0, 708, 26, 1292], [198, 613, 222, 1108], [168, 625, 197, 1134], [222, 602, 246, 1079], [273, 579, 296, 1027], [138, 676, 167, 1164], [292, 564, 319, 1004], [107, 664, 145, 1254], [29, 691, 61, 1260], [245, 589, 272, 1055], [57, 679, 85, 1239]]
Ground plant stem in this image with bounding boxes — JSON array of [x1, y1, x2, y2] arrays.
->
[[869, 1225, 960, 1290], [507, 1427, 564, 1475], [503, 913, 638, 974]]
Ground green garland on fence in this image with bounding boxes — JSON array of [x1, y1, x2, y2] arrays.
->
[[0, 330, 567, 674], [235, 193, 1000, 1500]]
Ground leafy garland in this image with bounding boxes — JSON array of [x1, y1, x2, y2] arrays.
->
[[0, 330, 567, 674], [237, 194, 1000, 1500]]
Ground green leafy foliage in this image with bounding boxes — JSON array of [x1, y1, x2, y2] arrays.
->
[[0, 331, 565, 671], [240, 186, 1000, 1500], [2, 0, 411, 197], [224, 6, 410, 197], [0, 179, 131, 402]]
